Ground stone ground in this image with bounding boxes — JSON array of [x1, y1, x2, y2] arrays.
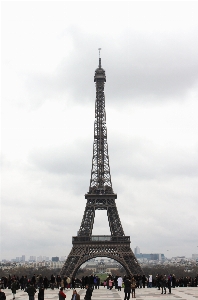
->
[[3, 287, 198, 300]]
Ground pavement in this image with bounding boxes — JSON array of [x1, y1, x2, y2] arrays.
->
[[2, 287, 198, 300]]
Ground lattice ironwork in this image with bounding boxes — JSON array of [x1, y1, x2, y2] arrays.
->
[[61, 237, 142, 278], [78, 194, 124, 237], [61, 57, 143, 277], [89, 58, 112, 195]]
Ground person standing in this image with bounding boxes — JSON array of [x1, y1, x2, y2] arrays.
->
[[38, 275, 43, 289], [43, 277, 48, 290], [24, 276, 28, 291], [124, 277, 131, 300], [109, 278, 113, 290], [66, 277, 71, 289], [114, 276, 118, 290], [57, 276, 61, 289], [59, 287, 66, 300], [106, 277, 109, 290], [93, 277, 97, 290], [96, 277, 100, 289], [117, 276, 122, 291], [142, 275, 146, 288], [26, 283, 37, 300], [131, 277, 136, 298], [51, 275, 55, 290], [11, 280, 17, 300], [161, 275, 167, 295], [138, 275, 142, 289], [32, 275, 36, 288], [38, 285, 44, 300], [156, 274, 160, 290], [148, 275, 152, 288], [172, 275, 176, 288], [84, 284, 92, 300], [167, 275, 172, 294], [71, 290, 80, 300], [0, 288, 6, 300], [1, 278, 5, 290]]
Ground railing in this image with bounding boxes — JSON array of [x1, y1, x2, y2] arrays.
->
[[72, 235, 130, 243]]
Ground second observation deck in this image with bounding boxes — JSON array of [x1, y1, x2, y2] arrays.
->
[[72, 235, 130, 244]]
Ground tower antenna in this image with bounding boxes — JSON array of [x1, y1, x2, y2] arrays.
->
[[98, 48, 101, 58], [98, 48, 102, 68]]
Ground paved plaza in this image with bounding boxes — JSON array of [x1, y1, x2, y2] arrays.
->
[[2, 287, 198, 300]]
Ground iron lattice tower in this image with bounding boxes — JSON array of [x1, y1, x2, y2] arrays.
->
[[61, 56, 143, 277]]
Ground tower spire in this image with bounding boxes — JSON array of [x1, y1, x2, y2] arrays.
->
[[89, 54, 112, 195], [98, 48, 101, 68]]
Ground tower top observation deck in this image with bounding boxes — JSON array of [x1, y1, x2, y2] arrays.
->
[[94, 57, 106, 82]]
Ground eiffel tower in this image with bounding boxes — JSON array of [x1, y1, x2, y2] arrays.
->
[[61, 53, 143, 277]]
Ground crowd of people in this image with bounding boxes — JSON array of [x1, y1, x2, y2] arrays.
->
[[0, 273, 198, 300], [0, 275, 96, 291]]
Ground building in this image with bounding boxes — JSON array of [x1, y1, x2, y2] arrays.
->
[[29, 256, 36, 262], [82, 258, 121, 273], [134, 246, 140, 255], [60, 256, 66, 261], [37, 256, 43, 262], [135, 253, 165, 261], [192, 254, 198, 260], [52, 256, 59, 262], [83, 261, 121, 273]]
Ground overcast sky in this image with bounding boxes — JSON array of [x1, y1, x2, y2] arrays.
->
[[1, 1, 198, 262]]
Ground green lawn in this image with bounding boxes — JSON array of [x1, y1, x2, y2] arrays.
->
[[95, 273, 110, 282]]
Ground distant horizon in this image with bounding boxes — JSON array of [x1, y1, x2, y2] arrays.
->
[[2, 253, 198, 262]]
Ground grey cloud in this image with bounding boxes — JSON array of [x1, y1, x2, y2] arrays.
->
[[109, 138, 198, 180], [28, 135, 198, 194], [29, 140, 92, 175], [28, 142, 93, 195], [21, 26, 198, 109]]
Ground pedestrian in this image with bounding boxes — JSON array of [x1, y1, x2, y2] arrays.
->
[[32, 275, 36, 288], [148, 275, 152, 288], [172, 275, 176, 288], [71, 290, 80, 300], [84, 284, 92, 300], [51, 275, 55, 290], [26, 283, 37, 300], [167, 275, 172, 294], [38, 285, 44, 300], [59, 287, 66, 300], [109, 279, 113, 290], [96, 277, 100, 289], [117, 276, 122, 291], [161, 275, 167, 295], [142, 275, 146, 288], [124, 277, 131, 300], [66, 277, 71, 289], [131, 277, 136, 298], [156, 274, 160, 290], [11, 280, 17, 300], [61, 279, 64, 290], [93, 277, 97, 290], [0, 288, 6, 300]]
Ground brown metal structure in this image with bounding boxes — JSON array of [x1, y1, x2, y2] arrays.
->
[[60, 56, 143, 277]]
